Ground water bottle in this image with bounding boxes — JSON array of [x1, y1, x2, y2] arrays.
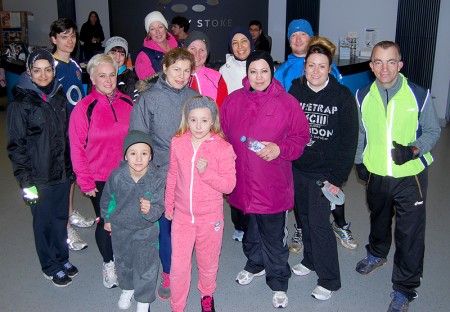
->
[[126, 53, 133, 69], [240, 136, 265, 152]]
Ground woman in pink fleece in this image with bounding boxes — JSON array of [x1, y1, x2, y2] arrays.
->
[[135, 11, 181, 80], [165, 96, 236, 312]]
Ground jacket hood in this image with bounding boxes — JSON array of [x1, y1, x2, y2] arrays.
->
[[14, 72, 62, 100]]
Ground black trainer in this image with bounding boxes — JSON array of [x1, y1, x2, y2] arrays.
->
[[44, 270, 72, 287], [63, 262, 79, 277]]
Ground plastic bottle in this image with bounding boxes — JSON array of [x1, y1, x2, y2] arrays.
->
[[126, 53, 133, 69], [240, 136, 265, 152]]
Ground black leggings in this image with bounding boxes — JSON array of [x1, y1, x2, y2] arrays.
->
[[90, 181, 114, 263]]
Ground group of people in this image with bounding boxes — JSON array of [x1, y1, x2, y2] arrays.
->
[[5, 9, 440, 312]]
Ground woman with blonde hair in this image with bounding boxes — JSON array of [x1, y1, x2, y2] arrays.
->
[[69, 53, 134, 289], [165, 96, 236, 312]]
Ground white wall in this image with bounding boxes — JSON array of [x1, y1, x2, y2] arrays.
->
[[319, 0, 398, 54], [431, 0, 450, 125], [268, 0, 287, 62], [3, 0, 58, 47], [3, 0, 110, 48]]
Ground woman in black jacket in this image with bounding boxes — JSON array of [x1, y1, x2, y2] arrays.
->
[[288, 38, 359, 301], [80, 11, 105, 60], [6, 49, 77, 287]]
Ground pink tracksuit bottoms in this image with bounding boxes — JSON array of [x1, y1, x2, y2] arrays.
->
[[170, 217, 224, 312]]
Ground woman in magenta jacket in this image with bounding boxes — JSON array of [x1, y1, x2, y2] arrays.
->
[[220, 51, 310, 309], [69, 54, 133, 289]]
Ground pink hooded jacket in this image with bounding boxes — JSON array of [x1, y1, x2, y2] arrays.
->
[[220, 77, 310, 214], [165, 132, 236, 224], [135, 33, 179, 79]]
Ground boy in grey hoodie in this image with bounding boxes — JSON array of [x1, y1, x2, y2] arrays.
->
[[101, 130, 165, 312]]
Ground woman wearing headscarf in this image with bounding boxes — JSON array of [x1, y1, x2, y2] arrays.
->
[[219, 27, 255, 94], [220, 50, 310, 309], [218, 27, 255, 241], [7, 49, 77, 287], [184, 30, 228, 107], [135, 11, 181, 80]]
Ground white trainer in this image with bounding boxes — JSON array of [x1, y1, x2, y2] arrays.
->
[[136, 302, 150, 312], [312, 285, 333, 300], [67, 227, 88, 251], [103, 261, 119, 288], [292, 263, 311, 276], [69, 210, 95, 228], [272, 291, 288, 308], [118, 289, 134, 309], [236, 269, 266, 285]]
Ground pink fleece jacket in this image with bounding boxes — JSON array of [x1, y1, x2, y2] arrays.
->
[[165, 132, 236, 224], [135, 33, 179, 79], [69, 88, 133, 192]]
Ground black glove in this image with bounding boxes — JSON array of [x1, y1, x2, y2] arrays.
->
[[391, 141, 415, 165], [355, 163, 369, 182]]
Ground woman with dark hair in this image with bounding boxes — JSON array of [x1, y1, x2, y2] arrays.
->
[[130, 47, 199, 300], [80, 11, 105, 60], [135, 11, 181, 80], [288, 37, 359, 301]]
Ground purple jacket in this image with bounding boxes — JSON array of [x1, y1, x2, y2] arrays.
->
[[220, 77, 310, 214]]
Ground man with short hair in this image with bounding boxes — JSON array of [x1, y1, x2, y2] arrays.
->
[[248, 20, 271, 53], [171, 16, 190, 44], [355, 40, 440, 312], [50, 18, 94, 251]]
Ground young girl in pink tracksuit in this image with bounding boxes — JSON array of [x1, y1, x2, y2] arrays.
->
[[165, 96, 236, 312]]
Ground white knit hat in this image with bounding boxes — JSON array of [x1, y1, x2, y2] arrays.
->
[[104, 36, 128, 56], [144, 11, 168, 32]]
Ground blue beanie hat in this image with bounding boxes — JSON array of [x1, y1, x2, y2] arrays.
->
[[228, 27, 255, 59], [287, 19, 314, 40]]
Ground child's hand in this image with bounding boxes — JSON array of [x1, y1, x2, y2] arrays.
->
[[104, 222, 112, 232], [165, 214, 173, 221], [140, 198, 151, 215], [196, 157, 208, 174]]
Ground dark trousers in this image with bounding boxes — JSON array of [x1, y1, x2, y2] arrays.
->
[[243, 211, 291, 292], [31, 180, 71, 276], [366, 169, 427, 298], [231, 205, 249, 231], [90, 181, 114, 263], [293, 168, 341, 291], [293, 201, 347, 229]]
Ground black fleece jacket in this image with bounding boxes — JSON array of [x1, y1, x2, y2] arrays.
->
[[289, 75, 358, 187]]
